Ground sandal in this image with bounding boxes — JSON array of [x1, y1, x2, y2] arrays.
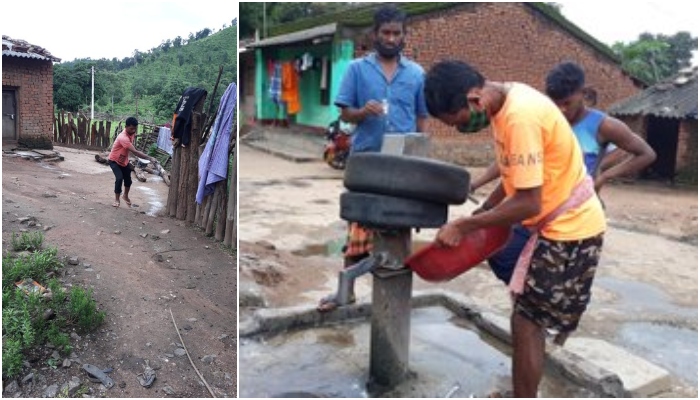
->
[[121, 196, 131, 207], [112, 201, 120, 208], [317, 293, 356, 313]]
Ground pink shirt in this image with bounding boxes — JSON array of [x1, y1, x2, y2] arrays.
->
[[108, 130, 135, 167]]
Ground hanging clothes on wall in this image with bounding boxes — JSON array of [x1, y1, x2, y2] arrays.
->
[[171, 87, 207, 147], [269, 62, 282, 105], [196, 82, 237, 204], [320, 56, 331, 106], [281, 61, 301, 115]]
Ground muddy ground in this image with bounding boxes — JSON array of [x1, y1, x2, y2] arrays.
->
[[238, 144, 698, 397], [2, 146, 236, 398]]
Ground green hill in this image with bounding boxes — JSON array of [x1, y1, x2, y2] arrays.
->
[[53, 24, 237, 125]]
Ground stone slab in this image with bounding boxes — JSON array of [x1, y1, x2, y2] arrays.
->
[[564, 337, 671, 397]]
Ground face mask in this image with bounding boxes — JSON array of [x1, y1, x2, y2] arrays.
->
[[457, 109, 490, 133], [374, 40, 404, 58]]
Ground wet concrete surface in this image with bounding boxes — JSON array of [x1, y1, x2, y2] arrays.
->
[[240, 306, 595, 398], [239, 143, 698, 396]]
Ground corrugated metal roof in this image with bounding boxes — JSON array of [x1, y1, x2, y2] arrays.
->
[[2, 35, 61, 62], [247, 23, 337, 48], [2, 49, 56, 61], [608, 67, 698, 120]]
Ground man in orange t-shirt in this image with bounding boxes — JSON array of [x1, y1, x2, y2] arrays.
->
[[107, 117, 156, 208], [425, 60, 606, 397]]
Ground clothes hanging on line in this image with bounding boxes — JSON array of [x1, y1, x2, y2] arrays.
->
[[269, 62, 283, 105], [171, 87, 207, 147], [281, 61, 301, 115], [196, 82, 237, 204], [157, 127, 173, 155]]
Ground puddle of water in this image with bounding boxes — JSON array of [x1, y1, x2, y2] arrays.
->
[[595, 276, 697, 319], [616, 322, 698, 386], [240, 306, 593, 398], [135, 186, 164, 217]]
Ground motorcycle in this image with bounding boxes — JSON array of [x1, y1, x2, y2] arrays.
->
[[323, 118, 352, 170]]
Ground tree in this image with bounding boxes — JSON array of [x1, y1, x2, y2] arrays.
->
[[613, 31, 697, 83], [161, 39, 172, 52], [54, 83, 83, 112], [152, 81, 190, 122]]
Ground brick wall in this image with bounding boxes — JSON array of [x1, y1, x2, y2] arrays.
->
[[676, 119, 698, 184], [352, 3, 641, 166], [2, 57, 55, 147]]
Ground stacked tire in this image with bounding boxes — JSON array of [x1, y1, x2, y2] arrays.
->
[[340, 153, 471, 229]]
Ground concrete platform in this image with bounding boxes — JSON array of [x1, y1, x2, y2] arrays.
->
[[241, 126, 325, 163], [564, 337, 672, 397]]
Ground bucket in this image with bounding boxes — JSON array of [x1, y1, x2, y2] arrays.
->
[[406, 225, 512, 282]]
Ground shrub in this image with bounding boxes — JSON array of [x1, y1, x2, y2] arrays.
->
[[10, 231, 44, 252], [68, 287, 105, 332], [2, 248, 61, 290], [2, 339, 24, 378]]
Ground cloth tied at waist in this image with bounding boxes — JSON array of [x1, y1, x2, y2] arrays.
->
[[508, 176, 596, 295]]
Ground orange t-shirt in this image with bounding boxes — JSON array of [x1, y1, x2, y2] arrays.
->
[[108, 130, 135, 167], [492, 83, 606, 240]]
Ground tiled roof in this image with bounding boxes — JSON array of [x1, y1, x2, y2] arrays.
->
[[2, 35, 61, 62], [608, 67, 698, 120]]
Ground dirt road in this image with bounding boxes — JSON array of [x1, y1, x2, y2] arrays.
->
[[2, 147, 236, 398], [239, 144, 698, 396]]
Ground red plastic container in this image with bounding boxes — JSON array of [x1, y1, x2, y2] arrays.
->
[[406, 225, 513, 282]]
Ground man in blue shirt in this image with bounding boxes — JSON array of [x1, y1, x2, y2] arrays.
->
[[318, 4, 428, 312]]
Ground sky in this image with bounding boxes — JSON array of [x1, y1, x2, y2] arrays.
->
[[2, 2, 696, 64], [558, 0, 698, 63], [2, 0, 238, 62]]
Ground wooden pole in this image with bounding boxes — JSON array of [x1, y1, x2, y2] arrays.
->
[[199, 194, 212, 229], [223, 151, 237, 248], [214, 185, 227, 241], [205, 182, 223, 236], [167, 145, 182, 217], [186, 112, 203, 223]]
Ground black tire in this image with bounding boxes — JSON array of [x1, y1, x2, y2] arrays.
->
[[340, 191, 447, 229], [344, 153, 470, 205]]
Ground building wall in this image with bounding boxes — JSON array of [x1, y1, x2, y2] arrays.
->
[[350, 3, 641, 166], [677, 119, 698, 184], [2, 57, 55, 147], [254, 42, 351, 128]]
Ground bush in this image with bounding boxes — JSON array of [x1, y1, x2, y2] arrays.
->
[[46, 325, 72, 355], [2, 248, 61, 290], [68, 287, 105, 332], [2, 339, 24, 378], [11, 231, 44, 252], [1, 245, 105, 379]]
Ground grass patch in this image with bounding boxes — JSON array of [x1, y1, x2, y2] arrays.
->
[[11, 231, 44, 252], [1, 244, 104, 379]]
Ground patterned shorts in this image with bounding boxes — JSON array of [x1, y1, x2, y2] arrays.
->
[[514, 233, 604, 333]]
